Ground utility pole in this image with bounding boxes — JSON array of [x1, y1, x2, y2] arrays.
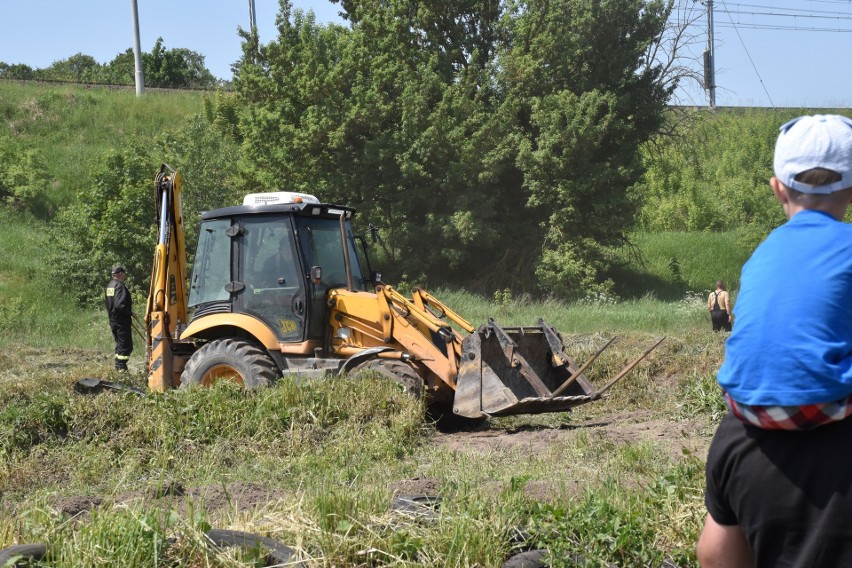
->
[[130, 0, 145, 96], [703, 0, 716, 108], [248, 0, 257, 32]]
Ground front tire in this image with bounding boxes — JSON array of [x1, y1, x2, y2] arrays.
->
[[181, 339, 279, 389]]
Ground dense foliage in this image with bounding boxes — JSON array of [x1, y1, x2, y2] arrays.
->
[[49, 115, 241, 305], [635, 107, 852, 255], [234, 0, 674, 298], [637, 108, 794, 234], [0, 136, 53, 217], [0, 38, 218, 88], [4, 3, 845, 306]]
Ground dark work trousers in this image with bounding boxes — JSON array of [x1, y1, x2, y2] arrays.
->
[[711, 310, 731, 332], [110, 316, 133, 369]]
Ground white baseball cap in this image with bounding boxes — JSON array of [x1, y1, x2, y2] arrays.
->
[[773, 114, 852, 194]]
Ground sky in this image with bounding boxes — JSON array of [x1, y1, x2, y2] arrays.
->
[[1, 1, 851, 109]]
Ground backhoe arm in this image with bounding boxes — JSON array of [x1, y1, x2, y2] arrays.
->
[[145, 165, 189, 391]]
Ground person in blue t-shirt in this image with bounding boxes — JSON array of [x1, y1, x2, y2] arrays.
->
[[698, 114, 852, 568], [717, 116, 852, 428]]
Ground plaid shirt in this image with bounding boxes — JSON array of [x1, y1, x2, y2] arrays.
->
[[725, 391, 852, 430]]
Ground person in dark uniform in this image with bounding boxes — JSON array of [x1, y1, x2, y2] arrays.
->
[[105, 264, 133, 371]]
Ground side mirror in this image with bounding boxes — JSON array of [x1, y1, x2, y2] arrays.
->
[[311, 266, 322, 284]]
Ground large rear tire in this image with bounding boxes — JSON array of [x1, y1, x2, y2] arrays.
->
[[181, 339, 279, 389], [350, 359, 423, 399]]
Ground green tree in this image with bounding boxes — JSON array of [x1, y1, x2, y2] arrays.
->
[[144, 38, 218, 88], [50, 115, 240, 306], [103, 49, 136, 85], [40, 53, 103, 82], [0, 62, 35, 79], [50, 144, 156, 305], [507, 0, 673, 297], [236, 0, 674, 299]]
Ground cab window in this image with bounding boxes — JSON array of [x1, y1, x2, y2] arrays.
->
[[188, 219, 231, 307]]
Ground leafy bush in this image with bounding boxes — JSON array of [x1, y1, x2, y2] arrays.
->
[[49, 110, 241, 306], [0, 136, 53, 217]]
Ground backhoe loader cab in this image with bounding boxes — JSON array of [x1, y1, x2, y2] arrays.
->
[[145, 165, 662, 419], [187, 198, 370, 344]]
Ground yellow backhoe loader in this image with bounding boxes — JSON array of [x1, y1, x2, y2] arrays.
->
[[141, 165, 662, 419]]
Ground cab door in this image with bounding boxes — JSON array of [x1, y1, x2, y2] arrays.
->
[[237, 215, 307, 341]]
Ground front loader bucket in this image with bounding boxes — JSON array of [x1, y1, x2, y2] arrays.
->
[[452, 319, 663, 419]]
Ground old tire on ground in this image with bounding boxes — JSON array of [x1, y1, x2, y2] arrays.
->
[[389, 494, 442, 521], [205, 529, 301, 566], [0, 543, 48, 566], [502, 549, 548, 568], [181, 339, 279, 389], [351, 359, 424, 398]]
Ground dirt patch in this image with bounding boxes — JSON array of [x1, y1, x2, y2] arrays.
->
[[49, 495, 103, 518], [42, 482, 292, 522], [433, 411, 708, 461], [388, 477, 443, 497], [426, 411, 710, 502]]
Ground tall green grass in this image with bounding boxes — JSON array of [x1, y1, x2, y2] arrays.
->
[[0, 81, 204, 210], [612, 230, 753, 301], [0, 208, 111, 350], [437, 288, 706, 335]]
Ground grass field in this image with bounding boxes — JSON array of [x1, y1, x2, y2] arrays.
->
[[0, 329, 725, 567], [0, 79, 744, 566], [0, 202, 732, 565], [0, 81, 204, 212]]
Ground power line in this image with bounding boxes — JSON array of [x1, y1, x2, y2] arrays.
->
[[700, 1, 852, 106], [717, 1, 775, 107], [724, 2, 852, 17], [722, 9, 852, 22], [717, 23, 852, 32]]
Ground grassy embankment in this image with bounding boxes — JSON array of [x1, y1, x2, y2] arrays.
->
[[0, 81, 203, 349], [0, 80, 744, 566], [0, 81, 204, 212]]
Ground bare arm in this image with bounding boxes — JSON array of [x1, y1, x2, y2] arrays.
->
[[696, 514, 754, 568]]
